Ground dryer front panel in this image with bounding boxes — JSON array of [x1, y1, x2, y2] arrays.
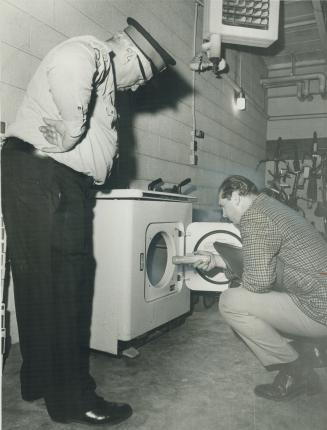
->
[[145, 222, 184, 302], [184, 222, 242, 292]]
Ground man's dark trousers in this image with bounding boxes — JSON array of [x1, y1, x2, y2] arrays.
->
[[1, 137, 97, 420]]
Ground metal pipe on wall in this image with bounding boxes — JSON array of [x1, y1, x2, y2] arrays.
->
[[260, 73, 326, 97], [268, 113, 327, 121]]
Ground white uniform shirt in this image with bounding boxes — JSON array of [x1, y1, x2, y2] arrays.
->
[[7, 36, 118, 184]]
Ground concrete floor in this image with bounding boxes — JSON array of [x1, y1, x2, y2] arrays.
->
[[2, 299, 327, 430]]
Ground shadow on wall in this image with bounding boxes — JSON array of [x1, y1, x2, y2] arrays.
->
[[98, 67, 193, 190], [192, 207, 223, 222], [133, 67, 194, 113]]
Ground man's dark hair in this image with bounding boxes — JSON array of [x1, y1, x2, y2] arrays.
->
[[219, 175, 259, 199]]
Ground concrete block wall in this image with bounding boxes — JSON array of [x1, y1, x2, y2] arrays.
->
[[1, 0, 268, 342]]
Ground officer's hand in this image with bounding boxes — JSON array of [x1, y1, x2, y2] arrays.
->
[[39, 118, 74, 152]]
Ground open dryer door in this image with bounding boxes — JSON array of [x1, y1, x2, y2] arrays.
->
[[183, 222, 242, 292]]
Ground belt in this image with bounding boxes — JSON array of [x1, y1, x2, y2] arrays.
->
[[3, 136, 93, 183]]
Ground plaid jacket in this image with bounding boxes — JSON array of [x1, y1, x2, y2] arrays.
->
[[240, 193, 327, 326]]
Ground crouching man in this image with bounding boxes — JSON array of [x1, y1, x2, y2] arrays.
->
[[194, 175, 327, 401]]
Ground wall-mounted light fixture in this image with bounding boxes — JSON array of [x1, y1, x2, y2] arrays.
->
[[235, 88, 246, 110], [234, 51, 246, 111]]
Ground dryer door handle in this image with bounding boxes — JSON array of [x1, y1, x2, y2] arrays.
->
[[139, 253, 144, 271]]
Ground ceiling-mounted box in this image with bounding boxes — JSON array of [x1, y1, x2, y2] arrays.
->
[[203, 0, 280, 49]]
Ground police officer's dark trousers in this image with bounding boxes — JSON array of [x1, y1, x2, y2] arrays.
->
[[1, 137, 98, 420]]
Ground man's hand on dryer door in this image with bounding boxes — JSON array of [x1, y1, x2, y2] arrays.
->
[[193, 251, 227, 272]]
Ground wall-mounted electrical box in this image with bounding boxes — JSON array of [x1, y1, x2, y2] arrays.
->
[[203, 0, 280, 50]]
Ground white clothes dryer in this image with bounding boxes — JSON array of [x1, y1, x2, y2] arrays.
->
[[90, 189, 241, 355]]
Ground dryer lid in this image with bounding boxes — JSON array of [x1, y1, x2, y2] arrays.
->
[[96, 189, 196, 202]]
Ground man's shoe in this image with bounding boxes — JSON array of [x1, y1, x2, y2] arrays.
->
[[292, 338, 327, 369], [254, 368, 321, 401], [53, 399, 133, 426], [77, 400, 133, 426]]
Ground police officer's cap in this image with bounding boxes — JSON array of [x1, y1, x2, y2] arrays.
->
[[124, 17, 176, 73]]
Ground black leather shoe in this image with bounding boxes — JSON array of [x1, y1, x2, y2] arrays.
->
[[53, 399, 133, 426], [292, 338, 327, 369], [254, 368, 321, 401]]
